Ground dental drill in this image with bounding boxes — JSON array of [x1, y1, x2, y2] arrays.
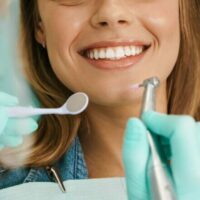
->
[[139, 77, 176, 200]]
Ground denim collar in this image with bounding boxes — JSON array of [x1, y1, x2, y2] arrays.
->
[[0, 136, 88, 190], [24, 136, 89, 183]]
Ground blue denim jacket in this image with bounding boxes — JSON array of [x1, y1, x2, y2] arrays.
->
[[0, 137, 88, 189]]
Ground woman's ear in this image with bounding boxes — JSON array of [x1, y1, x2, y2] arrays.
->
[[35, 22, 46, 48]]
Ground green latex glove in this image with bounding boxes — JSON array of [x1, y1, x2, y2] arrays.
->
[[123, 111, 200, 200], [0, 92, 38, 150], [0, 1, 40, 108]]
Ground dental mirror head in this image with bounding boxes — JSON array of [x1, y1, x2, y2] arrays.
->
[[63, 92, 89, 115]]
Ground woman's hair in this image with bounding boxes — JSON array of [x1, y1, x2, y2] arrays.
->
[[16, 0, 200, 167]]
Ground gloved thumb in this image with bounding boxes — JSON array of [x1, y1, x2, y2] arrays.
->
[[0, 108, 8, 134], [122, 118, 150, 200]]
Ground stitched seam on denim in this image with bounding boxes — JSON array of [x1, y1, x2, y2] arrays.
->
[[73, 137, 78, 179], [76, 137, 88, 179], [76, 137, 81, 179], [23, 168, 40, 183], [68, 139, 76, 178]]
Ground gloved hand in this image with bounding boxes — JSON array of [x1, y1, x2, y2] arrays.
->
[[123, 111, 200, 200], [0, 92, 38, 150]]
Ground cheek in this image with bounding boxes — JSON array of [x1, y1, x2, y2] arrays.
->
[[137, 1, 180, 41], [138, 1, 180, 78], [45, 10, 84, 57], [43, 10, 90, 90]]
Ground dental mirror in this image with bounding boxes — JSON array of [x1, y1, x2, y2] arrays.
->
[[7, 92, 89, 118]]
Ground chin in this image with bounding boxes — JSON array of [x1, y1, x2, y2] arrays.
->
[[87, 85, 143, 107]]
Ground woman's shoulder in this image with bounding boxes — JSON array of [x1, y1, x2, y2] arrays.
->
[[0, 137, 88, 190]]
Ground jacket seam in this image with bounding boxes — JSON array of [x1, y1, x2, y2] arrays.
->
[[23, 168, 40, 183]]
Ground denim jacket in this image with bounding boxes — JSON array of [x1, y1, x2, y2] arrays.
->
[[0, 137, 88, 190]]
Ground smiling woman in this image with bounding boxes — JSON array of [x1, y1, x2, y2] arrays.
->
[[0, 0, 200, 199], [17, 0, 200, 165]]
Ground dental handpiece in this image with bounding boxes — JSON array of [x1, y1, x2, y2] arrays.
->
[[139, 77, 176, 200]]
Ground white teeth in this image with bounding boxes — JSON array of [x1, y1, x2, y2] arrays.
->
[[136, 47, 142, 55], [94, 49, 99, 60], [130, 46, 136, 55], [89, 51, 94, 59], [124, 46, 131, 56], [99, 49, 106, 59], [85, 46, 144, 60], [115, 47, 126, 59], [106, 48, 115, 59]]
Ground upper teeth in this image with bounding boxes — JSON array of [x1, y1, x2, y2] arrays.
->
[[85, 46, 144, 60]]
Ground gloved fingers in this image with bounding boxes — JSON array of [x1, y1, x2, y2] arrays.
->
[[0, 108, 8, 135], [0, 134, 23, 147], [160, 137, 169, 145], [141, 111, 193, 138], [196, 122, 200, 142], [161, 144, 171, 160], [6, 118, 38, 136], [123, 118, 150, 199], [0, 92, 19, 106], [171, 128, 200, 195], [0, 144, 5, 150], [141, 112, 199, 149], [142, 111, 200, 192], [160, 138, 171, 160]]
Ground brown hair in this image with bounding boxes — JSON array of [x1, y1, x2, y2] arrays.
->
[[168, 0, 200, 117], [17, 0, 200, 167]]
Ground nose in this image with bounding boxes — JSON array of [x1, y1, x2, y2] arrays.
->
[[91, 0, 133, 29]]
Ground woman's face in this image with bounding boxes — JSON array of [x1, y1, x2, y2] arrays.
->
[[37, 0, 180, 106]]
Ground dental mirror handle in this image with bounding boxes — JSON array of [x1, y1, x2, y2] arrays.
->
[[140, 77, 176, 200], [6, 107, 64, 118]]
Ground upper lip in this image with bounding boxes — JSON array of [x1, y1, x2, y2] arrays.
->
[[78, 40, 151, 54]]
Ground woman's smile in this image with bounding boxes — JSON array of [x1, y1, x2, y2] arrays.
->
[[37, 0, 180, 104], [2, 1, 200, 199], [78, 40, 151, 70]]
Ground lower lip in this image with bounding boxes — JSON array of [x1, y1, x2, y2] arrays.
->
[[82, 50, 148, 70]]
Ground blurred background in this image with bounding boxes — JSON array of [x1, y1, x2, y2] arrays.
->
[[0, 0, 38, 106]]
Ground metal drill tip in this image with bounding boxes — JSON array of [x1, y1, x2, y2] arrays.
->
[[142, 77, 160, 88]]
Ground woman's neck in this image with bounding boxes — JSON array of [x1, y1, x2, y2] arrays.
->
[[79, 83, 167, 178]]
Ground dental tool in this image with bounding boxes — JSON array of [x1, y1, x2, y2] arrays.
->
[[139, 77, 176, 200], [6, 92, 89, 118]]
